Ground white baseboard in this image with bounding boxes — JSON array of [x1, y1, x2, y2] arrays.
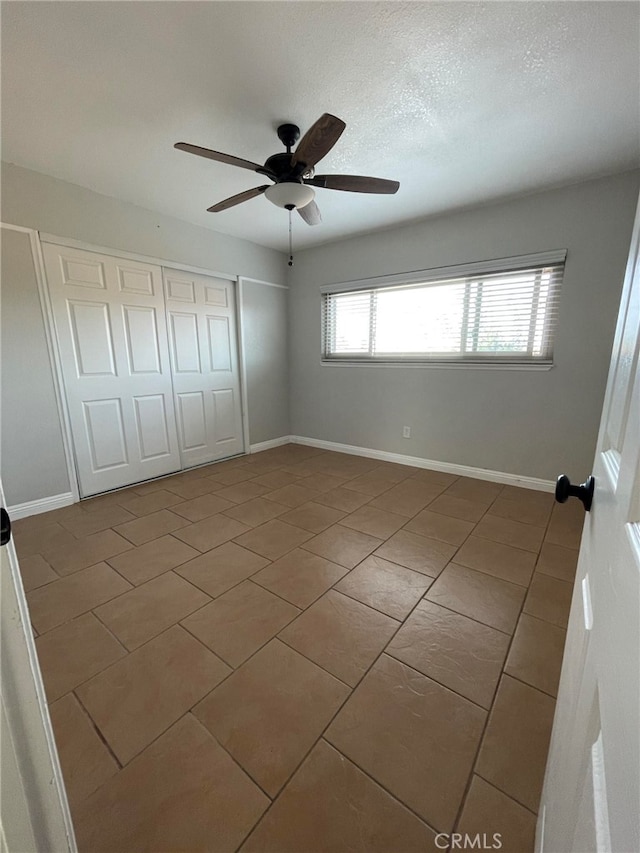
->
[[7, 492, 75, 520], [288, 435, 554, 493], [249, 436, 293, 454]]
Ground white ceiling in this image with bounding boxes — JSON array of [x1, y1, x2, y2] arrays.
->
[[2, 1, 639, 252]]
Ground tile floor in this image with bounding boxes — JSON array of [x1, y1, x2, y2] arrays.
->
[[14, 444, 583, 853]]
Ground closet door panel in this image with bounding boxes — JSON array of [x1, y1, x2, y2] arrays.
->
[[43, 243, 181, 497], [164, 271, 244, 467]]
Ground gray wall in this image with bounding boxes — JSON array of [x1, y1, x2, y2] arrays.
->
[[288, 171, 640, 481], [1, 228, 70, 504], [241, 281, 290, 445], [1, 163, 289, 505]]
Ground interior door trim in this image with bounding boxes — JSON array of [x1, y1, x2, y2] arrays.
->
[[39, 232, 240, 284]]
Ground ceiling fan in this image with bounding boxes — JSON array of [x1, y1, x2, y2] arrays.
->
[[174, 113, 400, 226]]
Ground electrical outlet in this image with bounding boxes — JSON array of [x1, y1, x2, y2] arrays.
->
[[402, 426, 411, 438]]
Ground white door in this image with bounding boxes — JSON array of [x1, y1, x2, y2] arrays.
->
[[164, 269, 244, 467], [538, 197, 640, 852], [0, 485, 75, 852], [43, 244, 182, 497]]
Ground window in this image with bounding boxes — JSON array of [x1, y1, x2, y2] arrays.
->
[[322, 251, 566, 366]]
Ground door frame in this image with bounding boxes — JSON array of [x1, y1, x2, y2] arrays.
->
[[1, 481, 76, 851], [25, 229, 252, 500]]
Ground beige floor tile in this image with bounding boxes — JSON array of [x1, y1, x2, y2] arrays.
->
[[60, 504, 137, 538], [340, 505, 406, 539], [500, 485, 554, 506], [443, 477, 503, 503], [427, 493, 490, 523], [545, 503, 584, 549], [173, 514, 250, 552], [223, 496, 289, 527], [404, 508, 474, 546], [182, 581, 299, 667], [487, 495, 553, 528], [278, 501, 346, 533], [279, 590, 398, 686], [27, 562, 131, 634], [49, 693, 119, 807], [536, 541, 579, 582], [42, 528, 133, 575], [207, 466, 257, 485], [454, 536, 537, 586], [118, 490, 185, 518], [523, 573, 573, 628], [251, 470, 303, 489], [165, 492, 233, 522], [426, 564, 525, 634], [314, 486, 373, 512], [14, 504, 84, 530], [13, 520, 77, 559], [252, 549, 348, 608], [374, 529, 457, 576], [114, 509, 190, 546], [326, 654, 486, 831], [336, 555, 432, 620], [163, 475, 219, 499], [73, 714, 268, 853], [76, 625, 230, 764], [241, 740, 438, 853], [176, 541, 269, 598], [79, 490, 137, 512], [194, 640, 349, 796], [474, 514, 545, 553], [234, 519, 314, 560], [408, 469, 458, 487], [342, 471, 404, 497], [296, 472, 349, 492], [457, 776, 536, 853], [369, 480, 445, 518], [505, 613, 566, 697], [215, 482, 273, 504], [301, 524, 382, 569], [130, 477, 182, 496], [106, 534, 200, 585], [387, 600, 509, 708], [35, 613, 127, 702], [264, 483, 321, 508], [476, 675, 555, 812], [95, 572, 210, 650], [17, 553, 58, 592]]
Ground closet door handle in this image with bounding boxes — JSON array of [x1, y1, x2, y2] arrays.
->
[[1, 508, 12, 546]]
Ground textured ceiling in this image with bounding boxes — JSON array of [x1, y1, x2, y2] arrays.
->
[[1, 1, 639, 252]]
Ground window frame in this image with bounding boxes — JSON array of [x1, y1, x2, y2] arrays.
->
[[320, 250, 567, 368]]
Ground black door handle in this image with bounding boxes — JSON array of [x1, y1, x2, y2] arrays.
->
[[555, 474, 595, 512], [1, 508, 12, 546]]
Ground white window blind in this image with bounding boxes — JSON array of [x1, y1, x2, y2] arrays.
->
[[322, 255, 565, 365]]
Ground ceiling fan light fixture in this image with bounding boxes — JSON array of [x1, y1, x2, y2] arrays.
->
[[264, 181, 315, 210]]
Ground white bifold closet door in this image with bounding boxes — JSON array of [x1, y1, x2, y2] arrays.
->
[[42, 244, 244, 498], [163, 269, 244, 467]]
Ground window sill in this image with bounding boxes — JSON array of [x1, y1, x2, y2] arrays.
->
[[320, 360, 554, 371]]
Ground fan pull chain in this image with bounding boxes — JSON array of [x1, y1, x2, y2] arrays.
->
[[288, 209, 294, 267]]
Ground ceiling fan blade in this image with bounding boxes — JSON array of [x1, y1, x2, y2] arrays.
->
[[291, 114, 346, 169], [297, 199, 322, 226], [207, 185, 269, 213], [306, 175, 400, 194], [175, 142, 264, 173]]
